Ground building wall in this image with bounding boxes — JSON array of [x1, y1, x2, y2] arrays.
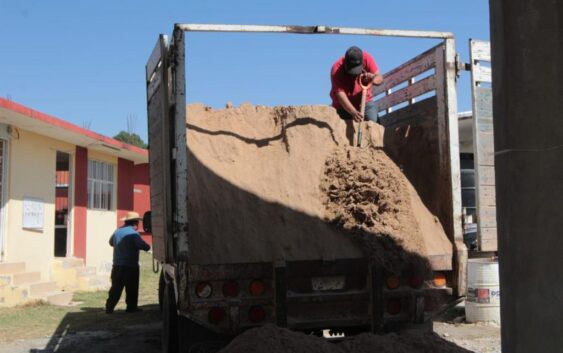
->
[[85, 150, 118, 274], [133, 163, 151, 245], [5, 129, 74, 279], [117, 158, 134, 226], [86, 209, 114, 274], [73, 146, 87, 259]]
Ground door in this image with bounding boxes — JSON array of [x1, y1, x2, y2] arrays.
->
[[146, 34, 174, 263], [54, 151, 71, 257]]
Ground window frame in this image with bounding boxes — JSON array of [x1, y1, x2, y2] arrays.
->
[[87, 160, 115, 211]]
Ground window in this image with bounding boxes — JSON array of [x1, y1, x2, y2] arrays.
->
[[87, 160, 114, 210], [460, 153, 476, 221]]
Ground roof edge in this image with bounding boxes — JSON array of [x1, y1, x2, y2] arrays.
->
[[0, 98, 148, 157]]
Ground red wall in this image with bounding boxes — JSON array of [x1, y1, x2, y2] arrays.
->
[[117, 158, 134, 227], [133, 163, 152, 245], [117, 160, 152, 245], [73, 146, 88, 259]]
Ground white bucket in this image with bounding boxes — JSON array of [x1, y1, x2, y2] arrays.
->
[[465, 258, 501, 324]]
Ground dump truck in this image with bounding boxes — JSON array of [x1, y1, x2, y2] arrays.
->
[[145, 24, 495, 352]]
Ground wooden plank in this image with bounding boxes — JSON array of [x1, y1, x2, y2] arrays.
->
[[382, 96, 456, 255], [476, 132, 495, 166], [375, 75, 436, 112], [478, 207, 497, 228], [176, 23, 454, 39], [173, 28, 190, 260], [474, 65, 492, 83], [475, 87, 493, 132], [147, 70, 162, 101], [470, 40, 491, 62], [146, 36, 165, 78], [146, 34, 173, 263], [380, 96, 437, 128], [479, 185, 496, 207], [477, 165, 496, 186], [470, 40, 497, 252], [373, 44, 440, 96], [479, 228, 498, 252]]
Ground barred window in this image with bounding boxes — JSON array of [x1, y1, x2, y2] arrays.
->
[[87, 160, 114, 210]]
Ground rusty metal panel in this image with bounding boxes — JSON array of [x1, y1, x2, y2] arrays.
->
[[382, 98, 448, 240], [146, 35, 173, 263], [173, 28, 190, 261], [470, 39, 497, 252]]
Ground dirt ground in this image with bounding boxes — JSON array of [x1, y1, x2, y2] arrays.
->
[[0, 320, 500, 353]]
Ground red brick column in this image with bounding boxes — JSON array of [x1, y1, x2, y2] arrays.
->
[[117, 158, 134, 226], [73, 146, 88, 259]]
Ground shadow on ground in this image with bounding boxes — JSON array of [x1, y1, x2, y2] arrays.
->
[[29, 304, 161, 353]]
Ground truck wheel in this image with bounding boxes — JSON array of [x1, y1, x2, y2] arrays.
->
[[162, 280, 178, 353], [158, 271, 165, 313]]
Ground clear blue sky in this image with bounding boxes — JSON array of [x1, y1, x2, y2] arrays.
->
[[0, 0, 490, 141]]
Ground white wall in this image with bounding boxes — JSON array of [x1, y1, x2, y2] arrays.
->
[[85, 150, 117, 274], [5, 129, 74, 280]]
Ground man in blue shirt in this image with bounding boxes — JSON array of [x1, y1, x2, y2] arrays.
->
[[105, 211, 151, 314]]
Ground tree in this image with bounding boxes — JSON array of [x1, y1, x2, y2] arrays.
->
[[113, 131, 147, 148], [113, 114, 148, 148]]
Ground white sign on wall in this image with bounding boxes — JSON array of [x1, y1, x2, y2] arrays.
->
[[22, 197, 44, 230]]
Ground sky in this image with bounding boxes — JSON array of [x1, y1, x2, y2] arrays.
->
[[0, 1, 490, 141]]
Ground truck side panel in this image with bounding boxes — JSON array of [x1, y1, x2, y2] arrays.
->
[[375, 43, 459, 248], [374, 42, 465, 294], [146, 35, 174, 263]]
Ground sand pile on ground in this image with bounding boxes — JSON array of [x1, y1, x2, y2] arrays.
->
[[186, 104, 451, 269], [218, 325, 473, 353]]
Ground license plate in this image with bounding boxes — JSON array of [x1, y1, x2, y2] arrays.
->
[[312, 276, 346, 291]]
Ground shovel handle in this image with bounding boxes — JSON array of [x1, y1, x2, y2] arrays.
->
[[357, 75, 373, 147]]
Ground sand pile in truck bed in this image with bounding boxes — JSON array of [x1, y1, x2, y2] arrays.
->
[[186, 103, 451, 270], [218, 324, 473, 353]]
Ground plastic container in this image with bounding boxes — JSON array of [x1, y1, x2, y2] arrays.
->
[[465, 258, 500, 324]]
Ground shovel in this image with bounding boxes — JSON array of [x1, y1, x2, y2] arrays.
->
[[357, 76, 373, 147]]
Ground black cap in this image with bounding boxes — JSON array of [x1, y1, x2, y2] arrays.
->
[[344, 46, 364, 76]]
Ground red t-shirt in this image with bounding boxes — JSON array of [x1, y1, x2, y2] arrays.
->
[[330, 51, 379, 110]]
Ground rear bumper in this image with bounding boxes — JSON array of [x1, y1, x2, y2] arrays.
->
[[177, 259, 455, 335]]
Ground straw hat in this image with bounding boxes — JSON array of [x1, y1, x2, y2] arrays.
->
[[121, 211, 141, 222]]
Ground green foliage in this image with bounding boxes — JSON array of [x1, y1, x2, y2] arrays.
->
[[113, 131, 148, 149]]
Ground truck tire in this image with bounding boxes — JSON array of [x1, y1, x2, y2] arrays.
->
[[162, 280, 178, 353], [158, 271, 165, 313]]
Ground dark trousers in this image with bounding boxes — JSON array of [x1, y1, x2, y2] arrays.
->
[[105, 265, 140, 312]]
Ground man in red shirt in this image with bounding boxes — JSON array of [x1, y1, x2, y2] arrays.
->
[[330, 46, 383, 123]]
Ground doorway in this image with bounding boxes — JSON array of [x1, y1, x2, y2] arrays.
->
[[54, 152, 71, 257]]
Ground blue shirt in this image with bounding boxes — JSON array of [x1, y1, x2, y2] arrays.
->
[[109, 226, 151, 267]]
